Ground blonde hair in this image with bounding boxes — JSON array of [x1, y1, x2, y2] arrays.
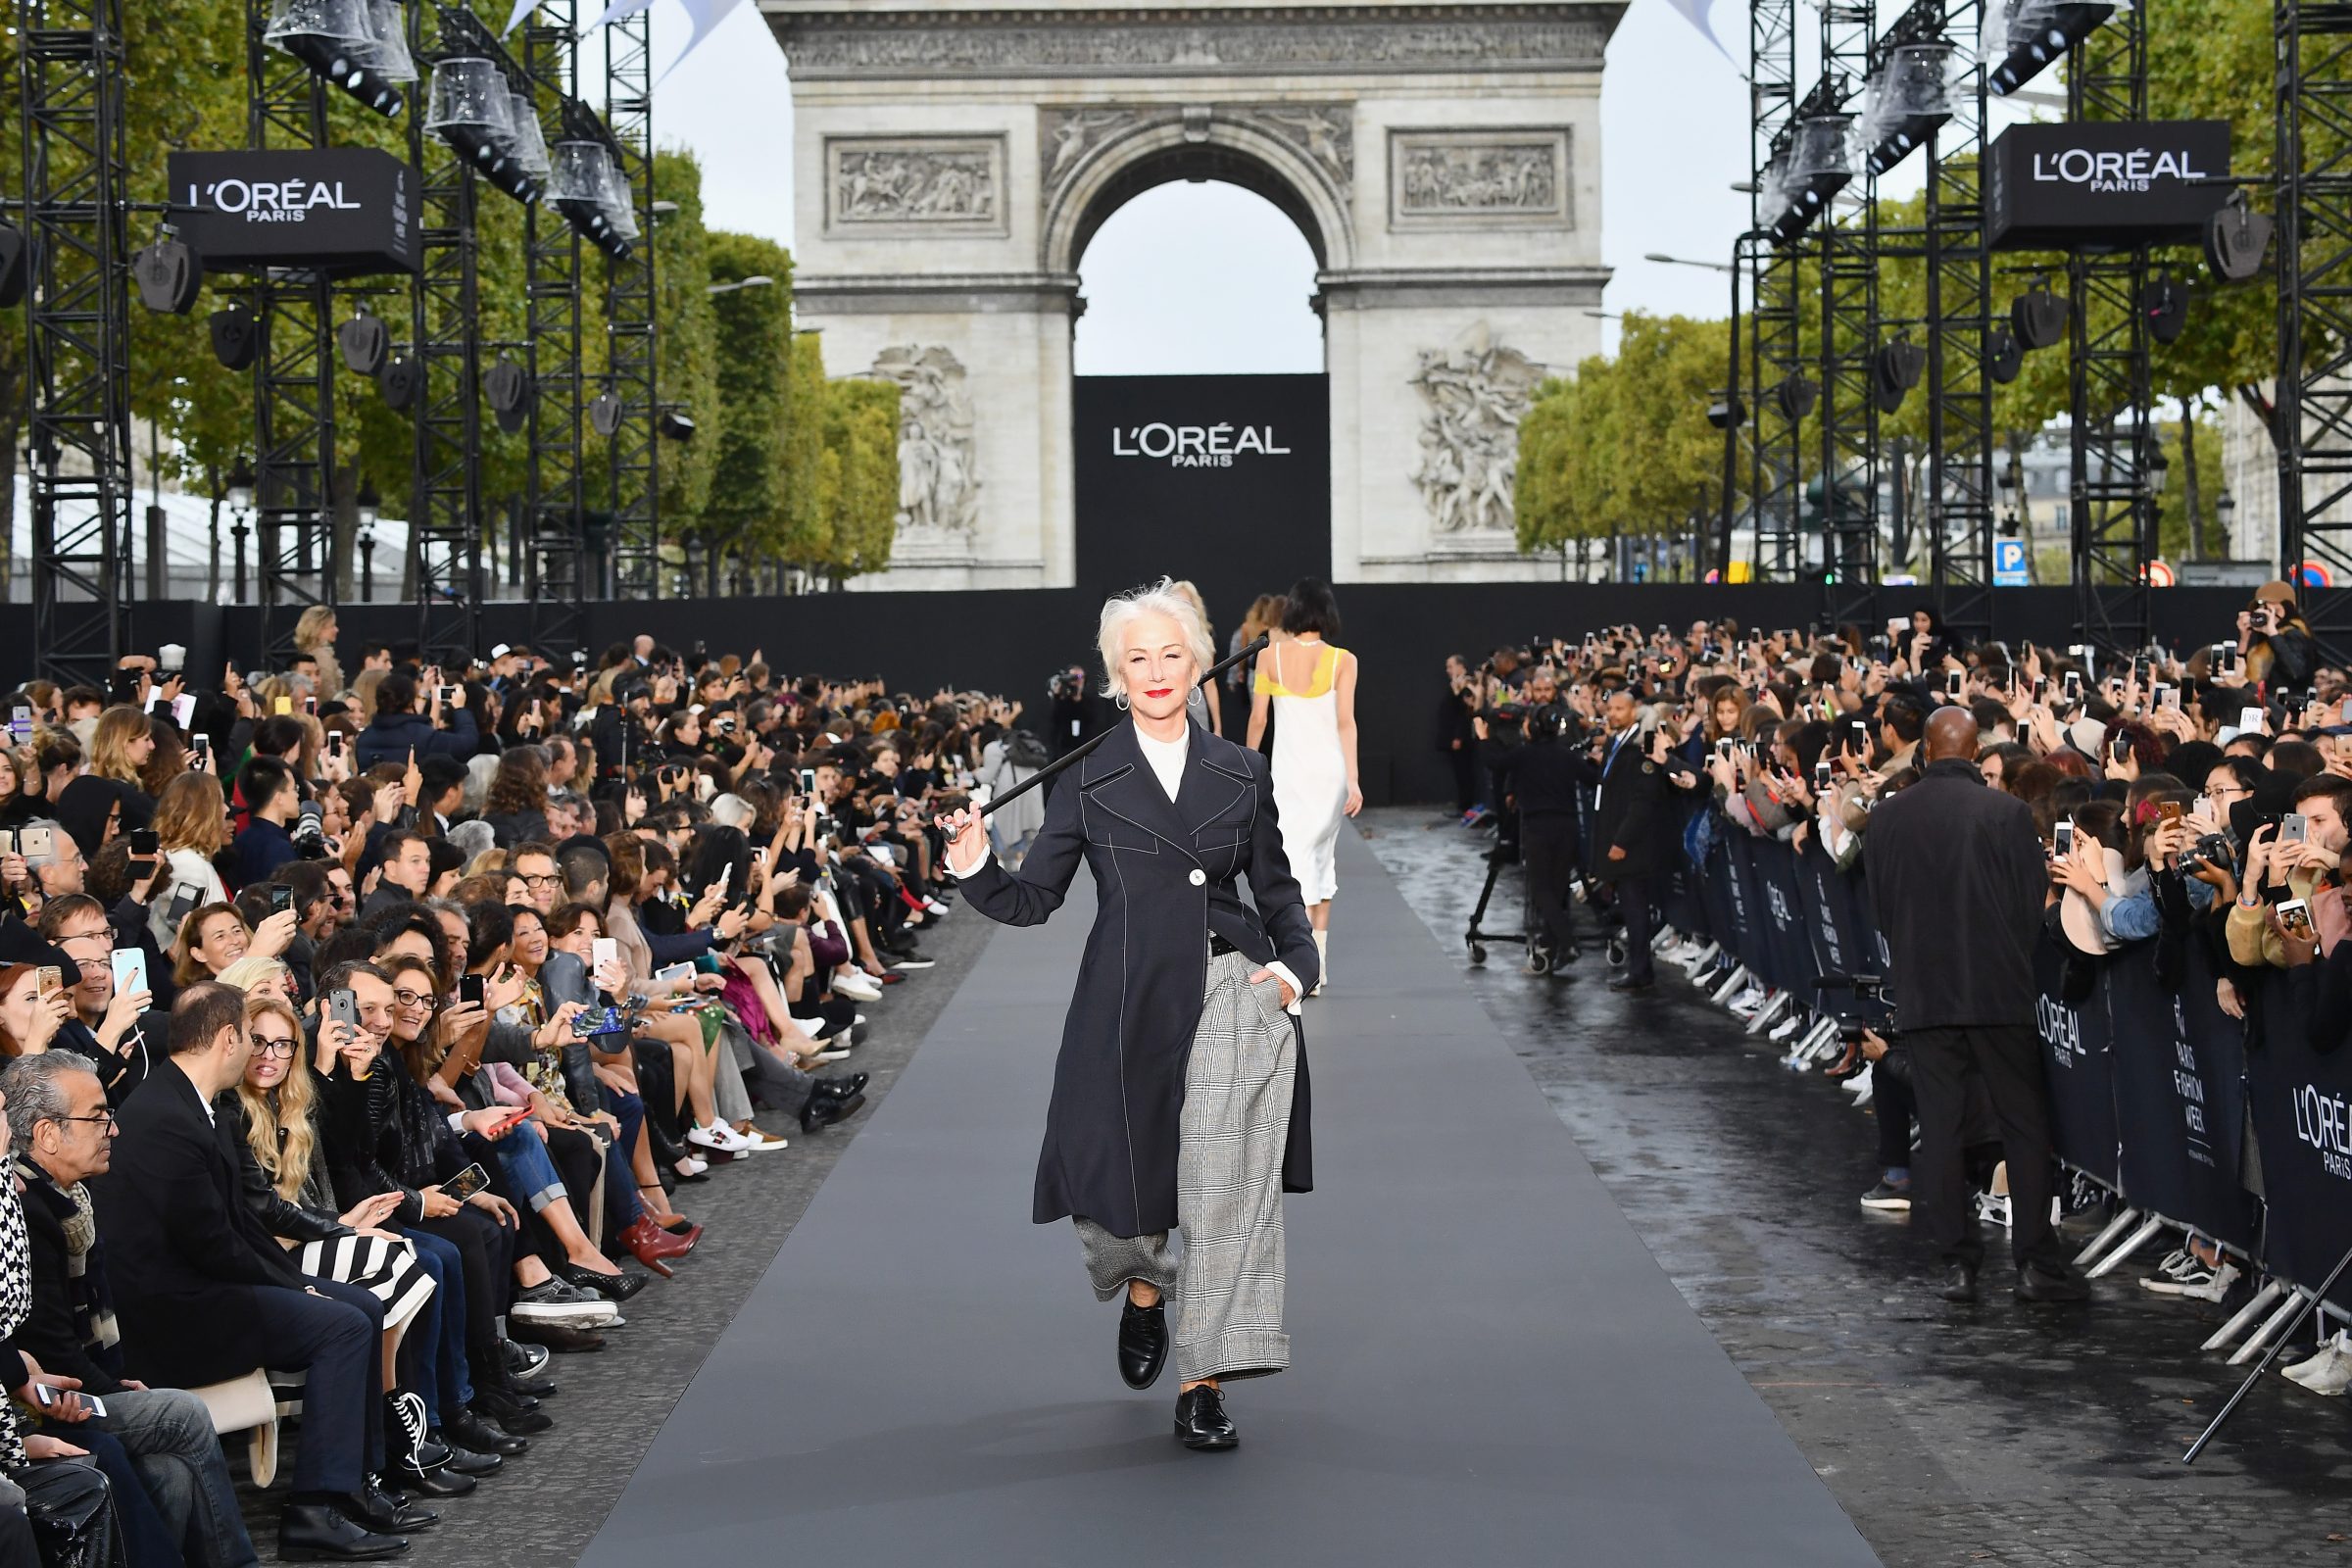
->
[[216, 955, 291, 998], [153, 770, 229, 858], [1169, 580, 1215, 646], [1097, 578, 1215, 699], [293, 604, 336, 654], [237, 991, 317, 1200], [88, 707, 149, 785]]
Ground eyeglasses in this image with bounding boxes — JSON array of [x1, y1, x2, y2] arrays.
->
[[52, 1109, 116, 1130], [392, 989, 433, 1011], [519, 873, 562, 888], [250, 1038, 297, 1058]]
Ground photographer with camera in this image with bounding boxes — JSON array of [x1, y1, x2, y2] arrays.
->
[[2239, 582, 2318, 692], [1585, 690, 1697, 994], [1479, 697, 1587, 973]]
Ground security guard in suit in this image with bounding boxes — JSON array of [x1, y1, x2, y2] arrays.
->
[[1484, 701, 1588, 971], [1583, 689, 1696, 992]]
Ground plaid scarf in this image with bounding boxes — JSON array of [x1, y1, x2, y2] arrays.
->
[[13, 1157, 122, 1378]]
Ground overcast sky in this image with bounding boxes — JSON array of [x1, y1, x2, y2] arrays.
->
[[645, 0, 2002, 373]]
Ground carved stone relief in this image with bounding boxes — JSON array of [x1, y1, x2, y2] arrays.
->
[[781, 13, 1613, 79], [1039, 103, 1353, 209], [826, 136, 1006, 233], [1390, 129, 1571, 229], [871, 346, 982, 537], [1409, 323, 1546, 535]]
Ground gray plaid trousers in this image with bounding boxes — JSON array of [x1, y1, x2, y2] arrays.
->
[[1074, 949, 1298, 1384]]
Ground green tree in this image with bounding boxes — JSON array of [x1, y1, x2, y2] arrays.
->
[[702, 230, 797, 571], [652, 149, 719, 535]]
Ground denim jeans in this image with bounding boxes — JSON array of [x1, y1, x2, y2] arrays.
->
[[94, 1387, 259, 1568], [402, 1227, 472, 1428]]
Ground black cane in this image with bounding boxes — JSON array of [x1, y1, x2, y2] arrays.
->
[[2181, 1241, 2352, 1464], [977, 634, 1269, 819]]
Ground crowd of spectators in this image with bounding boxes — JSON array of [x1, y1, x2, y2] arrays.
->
[[1446, 584, 2352, 1345], [0, 620, 1022, 1562]]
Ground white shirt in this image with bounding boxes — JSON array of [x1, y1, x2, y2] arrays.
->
[[950, 721, 1303, 1010]]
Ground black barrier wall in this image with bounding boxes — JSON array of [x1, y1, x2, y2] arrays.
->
[[13, 583, 2280, 805]]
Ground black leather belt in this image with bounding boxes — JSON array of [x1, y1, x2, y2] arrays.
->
[[1208, 932, 1240, 957]]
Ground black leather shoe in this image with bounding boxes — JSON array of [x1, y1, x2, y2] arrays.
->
[[800, 1092, 866, 1133], [1940, 1262, 1980, 1303], [388, 1455, 474, 1498], [1118, 1294, 1168, 1390], [2015, 1260, 2091, 1302], [351, 1482, 435, 1533], [277, 1501, 408, 1561], [1605, 973, 1654, 993], [500, 1338, 551, 1379], [1172, 1384, 1238, 1451], [444, 1408, 527, 1458], [506, 1318, 606, 1354], [816, 1072, 868, 1101], [471, 1387, 554, 1437], [556, 1263, 649, 1303]]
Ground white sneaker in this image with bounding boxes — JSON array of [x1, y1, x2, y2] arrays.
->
[[1841, 1062, 1875, 1096], [2139, 1247, 2195, 1289], [2282, 1332, 2351, 1390], [1768, 1013, 1805, 1042], [673, 1155, 707, 1178], [834, 973, 882, 1001], [2141, 1251, 2238, 1301], [1974, 1192, 2013, 1230], [688, 1121, 756, 1154], [923, 897, 951, 915], [2284, 1336, 2352, 1396]]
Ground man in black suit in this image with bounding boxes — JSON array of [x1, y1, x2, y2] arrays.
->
[[1865, 707, 2088, 1305], [1586, 690, 1696, 993], [92, 982, 423, 1560]]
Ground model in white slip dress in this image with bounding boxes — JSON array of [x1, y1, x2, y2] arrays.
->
[[1253, 637, 1353, 988]]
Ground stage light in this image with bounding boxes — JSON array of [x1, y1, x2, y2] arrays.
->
[[506, 91, 553, 180], [1871, 338, 1927, 415], [131, 232, 203, 314], [547, 141, 633, 260], [1985, 323, 2024, 384], [483, 355, 532, 434], [658, 410, 697, 442], [378, 354, 420, 412], [2205, 190, 2272, 283], [209, 303, 259, 370], [1986, 0, 2120, 99], [1772, 374, 1818, 421], [337, 308, 389, 376], [349, 0, 416, 87], [588, 389, 622, 438], [1859, 42, 1956, 177], [2142, 271, 2189, 345], [263, 0, 405, 118], [426, 58, 538, 205], [2010, 278, 2068, 350], [596, 151, 641, 244], [1705, 395, 1746, 431], [1760, 115, 1854, 242]]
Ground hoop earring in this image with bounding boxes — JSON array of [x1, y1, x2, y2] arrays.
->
[[1114, 692, 1130, 710]]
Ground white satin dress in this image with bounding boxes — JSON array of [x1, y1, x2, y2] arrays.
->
[[1256, 640, 1349, 904]]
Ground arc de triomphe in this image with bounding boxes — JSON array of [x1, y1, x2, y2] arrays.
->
[[760, 2, 1623, 586]]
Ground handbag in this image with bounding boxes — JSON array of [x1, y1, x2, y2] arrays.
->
[[19, 1458, 117, 1568]]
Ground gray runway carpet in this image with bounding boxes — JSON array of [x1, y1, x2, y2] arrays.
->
[[578, 831, 1880, 1566]]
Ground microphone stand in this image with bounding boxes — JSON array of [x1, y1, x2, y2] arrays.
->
[[978, 634, 1269, 819]]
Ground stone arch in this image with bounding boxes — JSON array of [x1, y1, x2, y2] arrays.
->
[[1042, 112, 1355, 279]]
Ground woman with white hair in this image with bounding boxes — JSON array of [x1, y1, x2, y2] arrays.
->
[[937, 578, 1321, 1454]]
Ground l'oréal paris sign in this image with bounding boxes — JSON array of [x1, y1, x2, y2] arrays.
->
[[1986, 122, 2230, 250], [1110, 421, 1292, 468], [168, 148, 417, 275]]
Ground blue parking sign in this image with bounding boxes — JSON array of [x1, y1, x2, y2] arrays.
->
[[1993, 538, 2029, 586]]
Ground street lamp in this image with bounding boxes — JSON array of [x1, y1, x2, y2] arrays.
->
[[707, 274, 776, 297], [225, 459, 256, 604], [2215, 487, 2236, 553], [1644, 252, 1737, 274], [356, 481, 381, 602]]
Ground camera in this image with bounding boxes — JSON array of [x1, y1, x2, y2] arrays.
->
[[290, 808, 328, 861], [1049, 666, 1086, 703], [2179, 832, 2232, 871]]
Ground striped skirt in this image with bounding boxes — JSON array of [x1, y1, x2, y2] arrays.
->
[[296, 1231, 436, 1335]]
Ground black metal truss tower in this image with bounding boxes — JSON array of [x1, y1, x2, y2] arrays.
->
[[2275, 0, 2352, 659], [2066, 9, 2155, 655], [1918, 0, 1996, 645], [522, 6, 589, 658], [1749, 0, 1806, 584], [601, 6, 659, 600], [409, 4, 489, 661], [248, 1, 340, 659], [1818, 2, 1881, 631], [17, 0, 134, 686]]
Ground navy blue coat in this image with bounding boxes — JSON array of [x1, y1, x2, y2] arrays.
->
[[354, 709, 479, 772], [957, 718, 1320, 1239]]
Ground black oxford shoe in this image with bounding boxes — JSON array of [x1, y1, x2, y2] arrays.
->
[[1118, 1294, 1168, 1390], [2014, 1260, 2091, 1303], [1940, 1262, 1980, 1303], [276, 1501, 407, 1562], [1173, 1384, 1238, 1451]]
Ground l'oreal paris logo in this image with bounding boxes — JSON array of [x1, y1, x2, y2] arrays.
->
[[184, 178, 364, 223], [2029, 146, 2210, 193], [1111, 422, 1290, 468]]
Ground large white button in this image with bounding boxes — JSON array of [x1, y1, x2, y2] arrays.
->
[[1188, 868, 1206, 887]]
